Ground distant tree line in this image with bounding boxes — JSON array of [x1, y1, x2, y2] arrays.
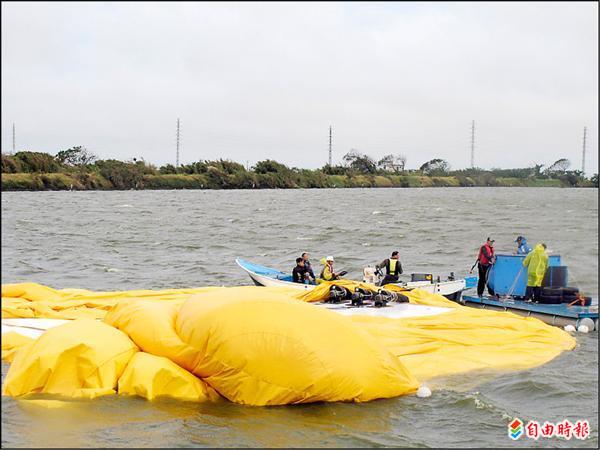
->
[[1, 147, 597, 191]]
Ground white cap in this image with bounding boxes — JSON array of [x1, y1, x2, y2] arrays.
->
[[326, 255, 334, 262]]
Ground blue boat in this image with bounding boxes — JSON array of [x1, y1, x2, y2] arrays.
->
[[461, 253, 598, 331]]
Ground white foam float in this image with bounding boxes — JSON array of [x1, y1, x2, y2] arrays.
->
[[416, 386, 432, 398]]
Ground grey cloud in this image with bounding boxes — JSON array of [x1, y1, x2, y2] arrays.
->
[[1, 2, 597, 174]]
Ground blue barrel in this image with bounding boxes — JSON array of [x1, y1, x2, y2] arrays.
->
[[487, 254, 562, 297]]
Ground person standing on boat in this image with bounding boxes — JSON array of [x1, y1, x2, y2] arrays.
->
[[522, 243, 548, 302], [375, 251, 403, 286], [292, 258, 310, 284], [301, 252, 316, 283], [514, 236, 532, 255], [475, 237, 496, 298]]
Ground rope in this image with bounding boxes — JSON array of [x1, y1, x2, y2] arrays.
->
[[505, 266, 525, 299]]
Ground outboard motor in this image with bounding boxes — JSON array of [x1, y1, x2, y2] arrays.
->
[[373, 289, 403, 306], [373, 297, 386, 307], [448, 272, 455, 281], [328, 285, 347, 303], [373, 289, 391, 307], [351, 287, 372, 306]]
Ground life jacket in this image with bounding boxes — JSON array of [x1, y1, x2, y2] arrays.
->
[[478, 244, 494, 265], [386, 259, 400, 276], [320, 264, 334, 281]]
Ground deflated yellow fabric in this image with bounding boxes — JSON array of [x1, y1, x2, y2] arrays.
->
[[2, 281, 351, 318], [1, 282, 221, 319], [294, 284, 575, 380], [1, 331, 34, 363], [350, 291, 575, 381], [174, 287, 419, 405], [383, 285, 459, 308], [1, 283, 64, 302], [104, 300, 197, 369], [1, 283, 577, 405], [2, 319, 138, 399], [118, 352, 221, 402], [105, 286, 418, 405]]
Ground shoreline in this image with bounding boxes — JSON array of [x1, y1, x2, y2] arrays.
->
[[1, 172, 595, 191]]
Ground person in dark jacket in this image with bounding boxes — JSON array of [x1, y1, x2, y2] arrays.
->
[[376, 251, 403, 286], [292, 258, 309, 284], [474, 237, 496, 297], [301, 252, 316, 282]]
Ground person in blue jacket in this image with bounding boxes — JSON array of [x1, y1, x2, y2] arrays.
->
[[515, 236, 532, 254]]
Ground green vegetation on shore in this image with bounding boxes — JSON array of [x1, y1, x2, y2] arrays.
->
[[1, 148, 597, 191]]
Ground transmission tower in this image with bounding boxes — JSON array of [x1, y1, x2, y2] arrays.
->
[[582, 126, 587, 175], [12, 123, 15, 154], [470, 120, 475, 168], [176, 118, 180, 168], [328, 126, 332, 166]]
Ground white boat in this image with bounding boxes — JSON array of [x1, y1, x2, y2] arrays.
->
[[235, 258, 476, 300]]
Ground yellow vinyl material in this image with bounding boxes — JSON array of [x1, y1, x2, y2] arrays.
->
[[2, 319, 137, 399], [1, 283, 576, 405], [118, 352, 221, 402], [523, 244, 549, 287]]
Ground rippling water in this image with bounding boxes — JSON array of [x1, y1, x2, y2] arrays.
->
[[1, 188, 598, 447]]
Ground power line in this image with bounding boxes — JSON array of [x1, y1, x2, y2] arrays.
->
[[582, 126, 587, 175], [470, 120, 475, 168]]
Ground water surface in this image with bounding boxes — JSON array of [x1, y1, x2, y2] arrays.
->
[[1, 188, 598, 447]]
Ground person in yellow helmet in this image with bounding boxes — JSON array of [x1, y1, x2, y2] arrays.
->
[[522, 243, 548, 302]]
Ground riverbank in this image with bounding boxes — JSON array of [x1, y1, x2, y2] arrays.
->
[[3, 151, 596, 191], [2, 172, 594, 191]]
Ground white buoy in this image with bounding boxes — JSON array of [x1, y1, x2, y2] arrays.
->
[[564, 324, 576, 332], [416, 386, 432, 398], [577, 325, 589, 334], [577, 318, 596, 332]]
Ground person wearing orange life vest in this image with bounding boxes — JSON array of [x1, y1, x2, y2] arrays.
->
[[375, 251, 403, 286], [475, 237, 496, 297]]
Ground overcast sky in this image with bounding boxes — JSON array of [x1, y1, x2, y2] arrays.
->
[[2, 2, 598, 173]]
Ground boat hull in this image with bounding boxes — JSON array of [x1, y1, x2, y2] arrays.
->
[[461, 294, 598, 330], [246, 269, 315, 290], [236, 258, 467, 297]]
